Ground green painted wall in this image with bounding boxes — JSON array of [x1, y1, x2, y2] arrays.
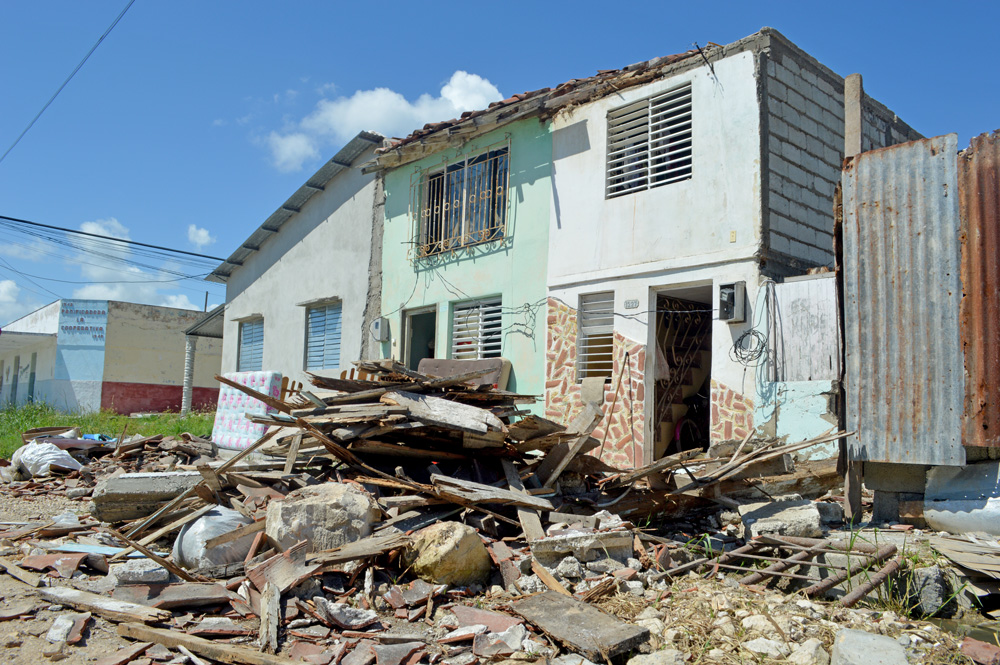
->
[[380, 118, 552, 400]]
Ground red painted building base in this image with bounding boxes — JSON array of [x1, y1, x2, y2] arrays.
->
[[100, 382, 218, 414]]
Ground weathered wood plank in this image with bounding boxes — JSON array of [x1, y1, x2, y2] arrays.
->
[[258, 583, 279, 654], [430, 476, 555, 511], [105, 527, 202, 583], [501, 460, 545, 542], [205, 519, 266, 551], [118, 623, 302, 665], [511, 591, 650, 661], [535, 404, 603, 488], [0, 559, 42, 587], [380, 391, 504, 434], [282, 434, 302, 475], [40, 587, 171, 624], [308, 532, 412, 566], [530, 560, 571, 596]]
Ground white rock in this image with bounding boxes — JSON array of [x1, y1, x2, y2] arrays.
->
[[830, 628, 908, 665], [404, 522, 492, 586], [556, 556, 584, 579], [626, 649, 689, 665], [743, 638, 790, 658], [114, 558, 169, 585], [788, 638, 830, 665], [266, 483, 380, 553]]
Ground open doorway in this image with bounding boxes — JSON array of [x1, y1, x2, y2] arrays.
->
[[652, 286, 713, 461], [403, 307, 437, 371]]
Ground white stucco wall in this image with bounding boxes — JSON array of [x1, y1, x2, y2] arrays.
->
[[3, 301, 60, 334], [548, 51, 762, 288], [222, 148, 380, 386], [0, 338, 57, 407]]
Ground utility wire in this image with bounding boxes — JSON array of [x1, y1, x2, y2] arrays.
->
[[0, 0, 138, 166], [0, 214, 226, 262]]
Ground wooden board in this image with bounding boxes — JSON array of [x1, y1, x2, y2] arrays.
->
[[40, 587, 171, 624], [511, 591, 650, 660], [381, 391, 504, 434], [118, 623, 302, 665], [246, 542, 319, 594], [112, 583, 237, 610], [309, 532, 412, 566], [535, 404, 603, 487], [501, 460, 545, 542], [430, 475, 554, 511]]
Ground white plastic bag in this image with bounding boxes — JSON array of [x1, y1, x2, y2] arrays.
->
[[13, 442, 83, 477], [172, 506, 255, 571]]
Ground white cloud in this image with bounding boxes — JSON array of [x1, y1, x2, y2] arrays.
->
[[267, 70, 503, 172], [187, 224, 216, 249], [0, 280, 42, 326], [162, 294, 199, 311], [81, 217, 130, 240]]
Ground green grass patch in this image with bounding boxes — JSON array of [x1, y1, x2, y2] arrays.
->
[[0, 402, 215, 459]]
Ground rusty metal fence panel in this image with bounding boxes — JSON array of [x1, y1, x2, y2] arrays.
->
[[842, 134, 965, 466], [960, 131, 1000, 447]]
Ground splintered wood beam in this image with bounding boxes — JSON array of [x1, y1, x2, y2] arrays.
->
[[40, 587, 171, 624], [381, 390, 505, 434], [105, 527, 203, 583], [117, 623, 302, 665]]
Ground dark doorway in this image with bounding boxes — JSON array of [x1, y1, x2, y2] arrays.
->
[[404, 308, 437, 371]]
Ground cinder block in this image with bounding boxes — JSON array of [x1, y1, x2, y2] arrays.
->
[[773, 63, 795, 87], [768, 80, 787, 103], [806, 136, 825, 160], [788, 164, 810, 187], [768, 192, 790, 216], [787, 89, 806, 112], [766, 59, 776, 77], [769, 116, 789, 139], [802, 69, 818, 86], [823, 145, 841, 168], [771, 232, 793, 255], [781, 141, 801, 163], [823, 109, 844, 132], [769, 154, 789, 178], [782, 56, 802, 75], [799, 116, 819, 139]]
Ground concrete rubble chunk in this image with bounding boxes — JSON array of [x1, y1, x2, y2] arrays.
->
[[267, 482, 380, 553], [738, 499, 823, 538], [313, 596, 378, 629], [788, 638, 831, 665], [626, 650, 689, 665], [113, 558, 169, 585], [908, 565, 958, 618], [830, 628, 909, 665], [744, 637, 790, 658], [529, 529, 634, 565], [89, 471, 203, 522], [555, 556, 584, 579], [404, 521, 492, 586]]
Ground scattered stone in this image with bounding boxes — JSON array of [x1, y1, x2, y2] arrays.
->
[[788, 638, 830, 665], [42, 640, 67, 661], [267, 483, 380, 553], [404, 522, 491, 586], [555, 556, 584, 579], [815, 501, 845, 524], [744, 638, 790, 658], [66, 488, 90, 499], [738, 500, 823, 538], [373, 641, 423, 665], [312, 597, 378, 629], [625, 650, 689, 665], [830, 628, 908, 665], [585, 559, 623, 574], [46, 612, 90, 644], [907, 566, 958, 618], [114, 558, 170, 585], [146, 644, 174, 660], [624, 580, 644, 596]]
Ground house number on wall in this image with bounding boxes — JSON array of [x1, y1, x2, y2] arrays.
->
[[624, 299, 639, 310]]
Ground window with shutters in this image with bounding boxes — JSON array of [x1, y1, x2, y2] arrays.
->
[[606, 82, 692, 199], [305, 302, 342, 371], [237, 318, 264, 372], [578, 292, 615, 380], [411, 143, 510, 258], [451, 298, 502, 360]]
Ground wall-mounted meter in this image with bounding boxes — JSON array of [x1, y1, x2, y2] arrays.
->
[[370, 317, 390, 343], [719, 281, 746, 323]]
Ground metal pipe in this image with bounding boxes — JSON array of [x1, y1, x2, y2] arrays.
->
[[801, 543, 897, 598], [739, 539, 831, 585], [840, 556, 903, 608]]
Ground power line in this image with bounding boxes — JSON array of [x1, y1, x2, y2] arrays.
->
[[0, 0, 138, 166], [0, 214, 226, 262]]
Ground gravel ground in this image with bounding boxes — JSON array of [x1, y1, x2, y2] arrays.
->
[[0, 493, 82, 525]]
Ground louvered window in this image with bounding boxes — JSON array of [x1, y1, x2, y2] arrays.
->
[[578, 292, 615, 379], [451, 298, 502, 360], [238, 319, 264, 372], [305, 302, 342, 371], [606, 82, 692, 199]]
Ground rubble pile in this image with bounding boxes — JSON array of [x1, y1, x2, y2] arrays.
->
[[0, 362, 976, 664]]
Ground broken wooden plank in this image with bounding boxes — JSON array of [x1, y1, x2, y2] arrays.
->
[[113, 583, 238, 610], [197, 464, 224, 492], [309, 532, 412, 566], [430, 475, 555, 511], [535, 404, 603, 488], [258, 582, 279, 654], [282, 434, 302, 476], [215, 374, 292, 414], [118, 622, 301, 665], [0, 558, 42, 587], [530, 560, 572, 597], [380, 390, 504, 434], [507, 414, 566, 442], [205, 519, 266, 551], [501, 460, 545, 542], [94, 641, 154, 665], [511, 591, 650, 661], [40, 587, 171, 624], [246, 542, 319, 594], [318, 368, 496, 405]]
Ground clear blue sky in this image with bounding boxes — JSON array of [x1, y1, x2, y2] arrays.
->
[[1, 0, 996, 325]]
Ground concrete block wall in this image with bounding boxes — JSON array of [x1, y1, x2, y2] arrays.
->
[[861, 96, 922, 152], [763, 41, 845, 273]]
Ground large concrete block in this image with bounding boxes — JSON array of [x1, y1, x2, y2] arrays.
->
[[90, 471, 203, 523], [739, 499, 823, 538], [266, 482, 380, 553], [830, 628, 907, 665]]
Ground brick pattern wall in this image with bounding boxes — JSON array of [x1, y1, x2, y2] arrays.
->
[[545, 298, 646, 468], [861, 101, 922, 152], [710, 379, 755, 443], [765, 50, 845, 270]]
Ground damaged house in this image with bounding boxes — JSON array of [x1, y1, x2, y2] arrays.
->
[[364, 28, 920, 469]]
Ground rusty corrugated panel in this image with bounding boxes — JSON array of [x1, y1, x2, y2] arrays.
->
[[842, 134, 965, 466], [960, 131, 1000, 447]]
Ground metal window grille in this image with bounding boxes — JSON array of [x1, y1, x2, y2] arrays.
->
[[238, 319, 264, 372], [607, 82, 692, 199], [451, 298, 502, 360], [305, 302, 342, 371], [411, 144, 510, 258], [578, 292, 615, 379]]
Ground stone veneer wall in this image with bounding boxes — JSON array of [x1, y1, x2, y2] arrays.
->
[[710, 379, 755, 443], [545, 298, 646, 468]]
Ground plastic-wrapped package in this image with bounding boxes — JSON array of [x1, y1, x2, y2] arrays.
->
[[172, 507, 255, 570], [12, 442, 83, 477]]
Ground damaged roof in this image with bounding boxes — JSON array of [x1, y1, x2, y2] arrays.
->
[[208, 130, 385, 283]]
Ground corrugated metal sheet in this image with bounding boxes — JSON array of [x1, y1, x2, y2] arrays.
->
[[208, 130, 384, 282], [960, 131, 1000, 447], [842, 134, 966, 466]]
